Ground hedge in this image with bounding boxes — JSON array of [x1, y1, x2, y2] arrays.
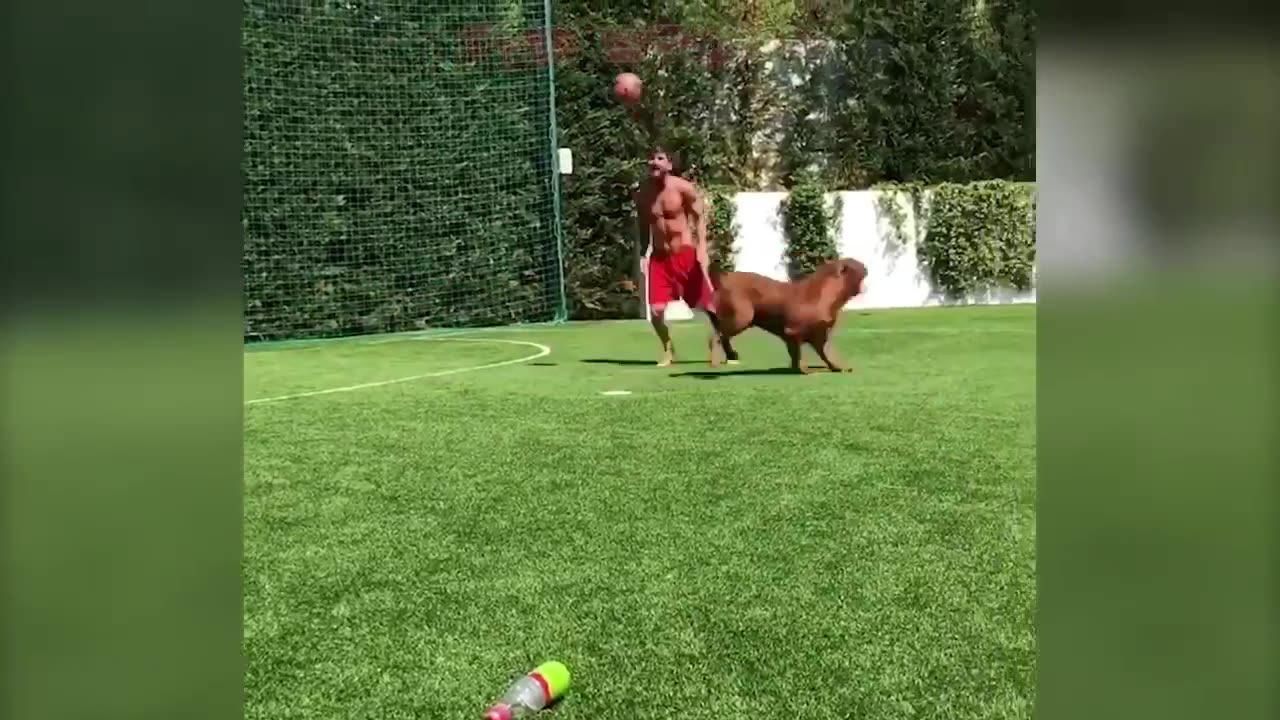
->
[[917, 181, 1037, 300], [243, 1, 563, 340], [706, 185, 739, 273], [781, 175, 841, 279]]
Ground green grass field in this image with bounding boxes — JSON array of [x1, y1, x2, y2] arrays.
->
[[244, 305, 1036, 719]]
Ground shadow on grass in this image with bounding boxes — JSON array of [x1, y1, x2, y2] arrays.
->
[[528, 362, 558, 367], [581, 358, 701, 366], [670, 367, 815, 380]]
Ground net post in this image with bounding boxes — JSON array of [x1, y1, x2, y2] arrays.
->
[[542, 0, 569, 324]]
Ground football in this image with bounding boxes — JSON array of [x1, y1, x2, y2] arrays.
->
[[613, 72, 643, 105]]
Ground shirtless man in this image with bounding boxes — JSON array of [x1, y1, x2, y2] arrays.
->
[[634, 148, 738, 366]]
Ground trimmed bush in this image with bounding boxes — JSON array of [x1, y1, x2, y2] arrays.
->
[[706, 185, 739, 273], [781, 176, 841, 279], [918, 181, 1036, 300]]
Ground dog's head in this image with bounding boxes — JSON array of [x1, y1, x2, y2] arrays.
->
[[823, 258, 868, 300]]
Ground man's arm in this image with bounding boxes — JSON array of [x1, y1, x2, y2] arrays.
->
[[681, 180, 710, 266], [635, 194, 651, 250], [634, 192, 651, 272]]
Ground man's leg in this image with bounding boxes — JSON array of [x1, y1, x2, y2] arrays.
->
[[647, 255, 677, 366], [650, 302, 675, 366]]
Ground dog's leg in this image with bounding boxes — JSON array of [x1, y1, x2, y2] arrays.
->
[[711, 335, 740, 366], [810, 328, 851, 373], [716, 319, 741, 365], [720, 334, 740, 364], [711, 305, 746, 366], [812, 340, 852, 373], [703, 310, 738, 367], [786, 337, 808, 374]]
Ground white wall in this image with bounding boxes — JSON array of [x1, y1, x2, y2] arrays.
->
[[652, 189, 1036, 321]]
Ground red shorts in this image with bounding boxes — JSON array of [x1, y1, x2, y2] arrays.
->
[[647, 246, 715, 312]]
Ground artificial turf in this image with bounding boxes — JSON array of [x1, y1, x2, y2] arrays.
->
[[244, 305, 1036, 719]]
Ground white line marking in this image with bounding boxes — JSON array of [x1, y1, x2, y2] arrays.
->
[[600, 390, 632, 396], [245, 338, 550, 406]]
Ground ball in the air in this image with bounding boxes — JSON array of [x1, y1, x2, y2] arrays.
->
[[614, 72, 643, 104]]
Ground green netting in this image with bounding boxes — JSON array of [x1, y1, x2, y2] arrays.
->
[[243, 0, 567, 342]]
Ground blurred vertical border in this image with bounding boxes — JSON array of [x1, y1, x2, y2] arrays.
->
[[1038, 6, 1277, 720], [2, 2, 243, 720]]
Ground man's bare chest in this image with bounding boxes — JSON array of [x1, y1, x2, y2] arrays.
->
[[645, 189, 686, 219]]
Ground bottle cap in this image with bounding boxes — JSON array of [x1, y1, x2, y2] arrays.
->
[[529, 661, 571, 703]]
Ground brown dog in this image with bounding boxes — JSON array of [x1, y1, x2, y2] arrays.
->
[[709, 258, 868, 373]]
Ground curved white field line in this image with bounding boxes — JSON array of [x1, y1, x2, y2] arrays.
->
[[244, 338, 550, 406]]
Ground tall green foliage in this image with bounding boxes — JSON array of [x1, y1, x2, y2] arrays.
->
[[552, 4, 747, 318], [549, 10, 648, 319], [706, 185, 740, 273], [778, 0, 1035, 187], [242, 1, 564, 340], [918, 181, 1036, 300], [242, 1, 1037, 328], [550, 1, 1035, 317], [781, 176, 841, 279]]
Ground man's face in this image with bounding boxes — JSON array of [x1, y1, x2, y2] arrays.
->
[[648, 151, 672, 177]]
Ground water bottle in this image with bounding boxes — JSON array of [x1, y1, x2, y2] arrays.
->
[[483, 661, 571, 720]]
